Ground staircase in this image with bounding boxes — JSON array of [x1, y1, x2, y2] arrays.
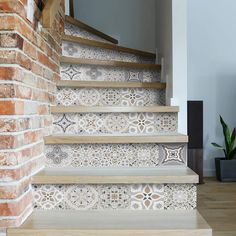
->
[[7, 16, 212, 236]]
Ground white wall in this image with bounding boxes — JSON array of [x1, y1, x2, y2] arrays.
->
[[73, 0, 156, 52], [156, 0, 187, 134], [187, 0, 236, 176]]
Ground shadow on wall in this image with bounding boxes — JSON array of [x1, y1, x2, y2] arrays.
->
[[204, 74, 236, 175]]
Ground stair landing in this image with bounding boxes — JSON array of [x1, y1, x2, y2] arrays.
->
[[7, 210, 212, 236]]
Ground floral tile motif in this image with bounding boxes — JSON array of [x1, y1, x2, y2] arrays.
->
[[131, 184, 164, 210], [56, 88, 165, 106], [65, 22, 113, 44], [45, 144, 187, 168], [98, 185, 130, 209], [62, 41, 154, 64], [60, 64, 161, 82], [64, 185, 99, 210], [33, 184, 196, 211], [164, 184, 197, 210], [52, 113, 178, 135]]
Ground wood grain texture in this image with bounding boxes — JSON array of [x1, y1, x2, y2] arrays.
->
[[7, 210, 211, 236], [42, 0, 61, 28], [62, 34, 156, 59], [57, 80, 166, 89], [44, 134, 189, 144], [61, 56, 161, 70], [32, 167, 199, 184], [65, 16, 118, 44], [51, 106, 179, 113], [198, 178, 236, 236]]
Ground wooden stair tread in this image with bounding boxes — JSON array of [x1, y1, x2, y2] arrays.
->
[[8, 210, 212, 236], [51, 106, 179, 113], [57, 80, 166, 89], [61, 56, 161, 70], [63, 34, 156, 59], [65, 16, 118, 44], [44, 134, 188, 144], [32, 167, 198, 184]]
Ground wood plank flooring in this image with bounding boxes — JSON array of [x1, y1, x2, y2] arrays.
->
[[198, 178, 236, 236]]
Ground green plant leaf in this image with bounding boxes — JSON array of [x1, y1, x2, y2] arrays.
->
[[229, 146, 236, 160], [211, 142, 224, 149], [230, 128, 236, 151], [220, 116, 231, 157]]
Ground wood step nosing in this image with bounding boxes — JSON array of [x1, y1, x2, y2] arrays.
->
[[57, 81, 166, 89], [61, 56, 161, 70], [65, 16, 118, 44], [51, 106, 179, 113], [62, 34, 156, 59], [44, 135, 188, 144]]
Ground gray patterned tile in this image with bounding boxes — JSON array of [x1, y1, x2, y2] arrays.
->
[[65, 22, 113, 44], [56, 88, 165, 106], [33, 184, 196, 211], [52, 113, 178, 135], [62, 41, 154, 63], [60, 64, 161, 82], [45, 144, 187, 168]]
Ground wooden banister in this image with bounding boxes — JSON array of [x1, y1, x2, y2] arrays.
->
[[42, 0, 61, 28], [69, 0, 74, 18]]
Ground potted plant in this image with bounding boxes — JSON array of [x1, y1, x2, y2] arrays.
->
[[212, 116, 236, 182]]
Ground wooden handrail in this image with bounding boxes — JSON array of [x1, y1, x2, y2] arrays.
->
[[42, 0, 61, 28], [69, 0, 74, 18]]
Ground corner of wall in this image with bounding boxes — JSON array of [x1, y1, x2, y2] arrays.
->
[[0, 0, 64, 228]]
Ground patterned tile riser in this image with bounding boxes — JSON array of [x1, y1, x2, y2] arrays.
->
[[65, 22, 114, 44], [45, 144, 187, 168], [33, 184, 196, 211], [61, 64, 161, 82], [56, 88, 165, 106], [63, 41, 154, 64], [52, 113, 178, 135]]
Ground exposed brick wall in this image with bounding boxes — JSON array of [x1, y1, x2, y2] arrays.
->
[[0, 0, 64, 227]]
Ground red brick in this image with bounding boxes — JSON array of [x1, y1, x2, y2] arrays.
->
[[0, 188, 32, 216], [23, 40, 37, 60], [0, 118, 30, 132], [0, 142, 44, 166], [0, 101, 24, 115], [0, 32, 23, 49], [0, 204, 32, 228], [0, 154, 44, 182], [0, 177, 31, 199]]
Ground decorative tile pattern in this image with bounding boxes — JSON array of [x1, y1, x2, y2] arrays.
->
[[45, 144, 187, 168], [65, 22, 113, 44], [61, 64, 161, 82], [52, 113, 178, 135], [162, 145, 185, 164], [56, 88, 165, 106], [62, 41, 154, 64], [33, 184, 196, 210], [131, 184, 164, 210], [164, 184, 197, 210]]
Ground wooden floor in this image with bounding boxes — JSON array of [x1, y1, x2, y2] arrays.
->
[[198, 178, 236, 236]]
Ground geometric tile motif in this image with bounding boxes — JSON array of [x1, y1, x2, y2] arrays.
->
[[164, 184, 197, 210], [162, 145, 185, 164], [63, 41, 154, 64], [60, 64, 161, 82], [45, 144, 187, 168], [52, 113, 178, 135], [56, 88, 165, 106], [33, 184, 196, 211], [65, 22, 114, 44]]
